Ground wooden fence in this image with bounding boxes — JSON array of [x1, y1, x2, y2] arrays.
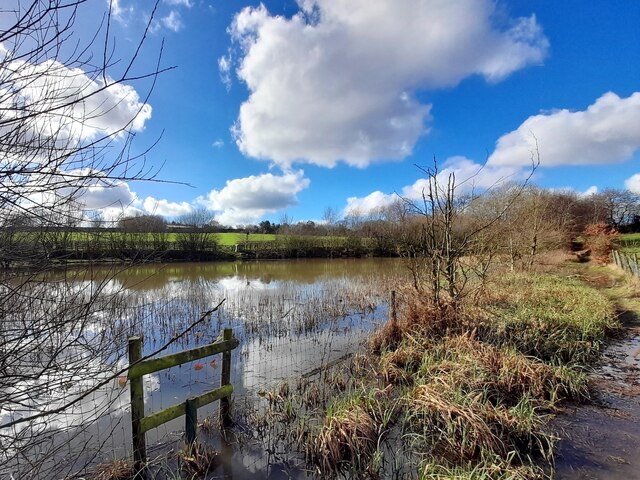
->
[[127, 329, 239, 477], [612, 250, 640, 277]]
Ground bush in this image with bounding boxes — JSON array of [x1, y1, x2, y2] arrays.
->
[[583, 223, 618, 263]]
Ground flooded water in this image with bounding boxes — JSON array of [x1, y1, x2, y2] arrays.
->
[[554, 310, 640, 479], [0, 258, 407, 479]]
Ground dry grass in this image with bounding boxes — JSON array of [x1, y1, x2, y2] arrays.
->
[[473, 273, 618, 363], [308, 402, 378, 475], [94, 459, 135, 480], [178, 441, 220, 479], [363, 268, 616, 476], [232, 264, 620, 479]]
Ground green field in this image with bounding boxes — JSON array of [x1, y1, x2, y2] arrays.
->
[[62, 231, 278, 245], [214, 233, 277, 245], [617, 233, 640, 253]]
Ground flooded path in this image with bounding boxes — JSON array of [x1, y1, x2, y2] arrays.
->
[[554, 268, 640, 479]]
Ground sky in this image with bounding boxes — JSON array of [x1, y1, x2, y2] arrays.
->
[[5, 0, 640, 226]]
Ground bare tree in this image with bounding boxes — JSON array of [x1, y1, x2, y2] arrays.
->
[[597, 188, 640, 229], [177, 207, 217, 254], [402, 155, 538, 308], [0, 1, 176, 477]]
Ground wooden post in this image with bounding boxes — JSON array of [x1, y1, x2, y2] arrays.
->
[[185, 397, 197, 445], [220, 328, 232, 427], [128, 337, 147, 478], [390, 290, 397, 326]]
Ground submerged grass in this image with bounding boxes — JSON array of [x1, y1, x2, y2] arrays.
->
[[242, 264, 622, 479]]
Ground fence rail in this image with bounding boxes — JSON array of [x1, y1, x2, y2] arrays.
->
[[127, 329, 238, 478], [612, 250, 640, 277]]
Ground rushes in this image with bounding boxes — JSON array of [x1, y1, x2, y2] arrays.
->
[[474, 273, 619, 363], [211, 267, 617, 479], [310, 402, 378, 475], [362, 271, 617, 477]]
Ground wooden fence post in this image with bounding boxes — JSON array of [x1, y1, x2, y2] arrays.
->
[[220, 328, 232, 427], [390, 290, 397, 326], [185, 397, 197, 445], [128, 336, 147, 478]]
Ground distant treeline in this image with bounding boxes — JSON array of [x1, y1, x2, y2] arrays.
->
[[0, 230, 396, 267], [2, 185, 640, 267]]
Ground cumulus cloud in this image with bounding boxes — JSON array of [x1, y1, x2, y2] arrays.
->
[[0, 57, 152, 150], [625, 174, 640, 194], [161, 10, 183, 32], [164, 0, 193, 7], [344, 156, 524, 216], [197, 171, 310, 225], [488, 92, 640, 167], [227, 0, 548, 168], [344, 191, 396, 217], [77, 181, 138, 210], [581, 185, 598, 197], [143, 196, 192, 217]]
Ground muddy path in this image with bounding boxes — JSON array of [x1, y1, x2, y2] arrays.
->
[[554, 266, 640, 479]]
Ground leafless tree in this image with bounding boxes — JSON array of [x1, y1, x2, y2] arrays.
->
[[0, 1, 177, 477], [597, 188, 640, 229], [401, 154, 538, 308], [177, 207, 217, 254]]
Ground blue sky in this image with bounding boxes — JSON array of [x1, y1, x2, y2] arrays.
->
[[43, 0, 640, 225]]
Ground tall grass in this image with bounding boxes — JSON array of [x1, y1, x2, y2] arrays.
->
[[245, 269, 619, 478]]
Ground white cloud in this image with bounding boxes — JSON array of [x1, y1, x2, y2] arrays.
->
[[164, 0, 193, 7], [143, 196, 192, 217], [581, 185, 598, 197], [101, 205, 144, 222], [0, 57, 152, 150], [212, 139, 225, 148], [402, 157, 524, 200], [78, 181, 137, 210], [344, 191, 396, 217], [345, 156, 524, 216], [109, 0, 134, 25], [625, 174, 640, 194], [197, 171, 310, 225], [228, 0, 548, 168], [218, 55, 232, 90], [161, 10, 183, 32], [488, 92, 640, 167]]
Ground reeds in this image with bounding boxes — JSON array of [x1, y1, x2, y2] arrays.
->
[[309, 402, 378, 475], [94, 459, 135, 480], [348, 270, 617, 477], [178, 441, 220, 479]]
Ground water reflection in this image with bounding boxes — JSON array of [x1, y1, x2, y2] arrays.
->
[[3, 258, 407, 478]]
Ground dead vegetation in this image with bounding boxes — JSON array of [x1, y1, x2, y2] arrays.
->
[[237, 263, 619, 479], [94, 459, 136, 480], [178, 441, 220, 479]]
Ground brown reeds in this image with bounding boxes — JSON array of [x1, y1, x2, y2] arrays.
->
[[179, 441, 220, 479], [94, 459, 135, 480], [308, 403, 378, 476]]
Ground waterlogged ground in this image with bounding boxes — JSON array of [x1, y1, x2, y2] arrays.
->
[[0, 258, 407, 479], [554, 266, 640, 479], [554, 310, 640, 479]]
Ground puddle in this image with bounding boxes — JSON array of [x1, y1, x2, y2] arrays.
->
[[553, 311, 640, 479]]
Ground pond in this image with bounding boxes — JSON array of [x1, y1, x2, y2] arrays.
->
[[0, 258, 408, 479]]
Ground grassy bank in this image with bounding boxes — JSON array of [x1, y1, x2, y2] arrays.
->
[[247, 268, 619, 479], [616, 232, 640, 254]]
